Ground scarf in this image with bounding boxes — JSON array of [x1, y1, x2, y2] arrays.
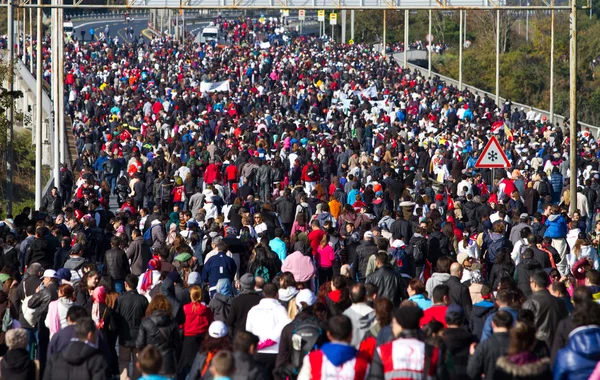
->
[[141, 258, 161, 293], [91, 286, 107, 328]]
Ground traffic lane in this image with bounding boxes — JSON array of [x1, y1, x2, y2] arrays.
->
[[72, 18, 148, 42]]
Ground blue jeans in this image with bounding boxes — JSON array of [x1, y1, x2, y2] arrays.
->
[[115, 280, 125, 293]]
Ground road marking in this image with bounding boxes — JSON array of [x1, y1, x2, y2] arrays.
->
[[141, 28, 154, 39], [74, 18, 147, 29]]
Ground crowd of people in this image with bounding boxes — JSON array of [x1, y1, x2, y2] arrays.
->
[[1, 13, 600, 380]]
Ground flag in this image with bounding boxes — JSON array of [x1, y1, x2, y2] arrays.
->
[[491, 120, 504, 133], [504, 123, 514, 142], [447, 193, 455, 211]]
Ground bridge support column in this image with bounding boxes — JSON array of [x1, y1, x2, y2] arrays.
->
[[459, 10, 463, 89], [495, 9, 500, 106], [7, 0, 15, 215], [549, 8, 555, 125], [382, 10, 386, 57], [351, 10, 354, 41], [569, 0, 577, 213], [404, 10, 408, 67], [35, 0, 43, 210]]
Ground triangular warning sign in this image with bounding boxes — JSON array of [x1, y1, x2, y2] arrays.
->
[[475, 136, 510, 169]]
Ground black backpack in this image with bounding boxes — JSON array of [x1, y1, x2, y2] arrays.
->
[[307, 165, 315, 178], [290, 318, 324, 373]]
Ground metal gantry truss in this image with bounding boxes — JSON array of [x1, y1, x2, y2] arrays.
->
[[3, 0, 584, 9]]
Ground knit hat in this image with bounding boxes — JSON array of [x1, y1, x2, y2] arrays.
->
[[240, 273, 256, 290], [56, 268, 72, 282], [167, 271, 181, 283], [393, 306, 424, 330], [6, 328, 29, 350], [187, 271, 202, 285], [225, 226, 238, 236]]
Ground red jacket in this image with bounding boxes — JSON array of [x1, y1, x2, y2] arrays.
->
[[301, 164, 319, 182], [204, 163, 222, 184], [420, 305, 448, 328], [182, 302, 213, 337]]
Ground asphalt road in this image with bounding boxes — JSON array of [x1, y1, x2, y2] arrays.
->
[[72, 17, 211, 43]]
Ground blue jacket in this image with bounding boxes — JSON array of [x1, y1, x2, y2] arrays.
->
[[550, 172, 564, 193], [554, 326, 600, 380], [480, 306, 519, 342], [269, 238, 287, 262], [408, 294, 432, 310], [202, 252, 237, 288], [347, 189, 362, 205], [544, 214, 568, 239]]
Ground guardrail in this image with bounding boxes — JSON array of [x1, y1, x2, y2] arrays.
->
[[14, 59, 56, 199], [395, 52, 599, 138]]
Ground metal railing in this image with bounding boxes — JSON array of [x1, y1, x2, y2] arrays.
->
[[14, 58, 56, 199], [395, 53, 599, 137]]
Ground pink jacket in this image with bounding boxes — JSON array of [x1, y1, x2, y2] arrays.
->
[[316, 245, 335, 268], [281, 251, 316, 283]]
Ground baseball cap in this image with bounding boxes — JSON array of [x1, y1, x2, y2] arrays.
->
[[520, 213, 529, 220], [364, 231, 374, 240], [295, 289, 317, 310], [446, 304, 465, 319], [456, 253, 470, 265], [208, 321, 228, 338], [70, 243, 83, 253], [41, 269, 58, 279]]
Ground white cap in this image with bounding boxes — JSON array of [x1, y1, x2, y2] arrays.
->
[[295, 289, 317, 311], [208, 321, 228, 338], [41, 269, 58, 279], [364, 231, 374, 240]]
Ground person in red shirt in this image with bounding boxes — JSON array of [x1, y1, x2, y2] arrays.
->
[[225, 163, 238, 186], [308, 220, 326, 256], [420, 284, 450, 328], [180, 284, 213, 373], [301, 159, 319, 194], [204, 160, 222, 188]]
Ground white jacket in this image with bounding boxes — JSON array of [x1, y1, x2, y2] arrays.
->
[[246, 298, 291, 354]]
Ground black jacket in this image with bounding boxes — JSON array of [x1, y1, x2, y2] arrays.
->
[[365, 265, 402, 306], [390, 218, 412, 242], [522, 289, 568, 348], [232, 351, 268, 380], [428, 231, 451, 266], [443, 327, 477, 380], [515, 259, 543, 297], [489, 263, 515, 291], [550, 316, 574, 362], [42, 194, 63, 217], [447, 276, 473, 321], [43, 340, 109, 380], [273, 196, 295, 224], [25, 238, 54, 269], [226, 291, 262, 334], [467, 332, 510, 380], [470, 301, 495, 339], [136, 311, 182, 376], [0, 348, 36, 380], [352, 240, 378, 281], [113, 290, 149, 347], [104, 248, 130, 281]]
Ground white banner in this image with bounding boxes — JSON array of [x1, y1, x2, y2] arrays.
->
[[200, 80, 230, 93], [354, 85, 378, 99], [259, 41, 271, 49]]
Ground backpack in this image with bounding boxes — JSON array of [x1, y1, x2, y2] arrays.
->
[[484, 232, 504, 263], [391, 247, 406, 271], [407, 239, 425, 264], [21, 282, 39, 327], [254, 265, 271, 284], [290, 318, 324, 372], [538, 180, 550, 196], [144, 224, 159, 243], [307, 165, 315, 178]]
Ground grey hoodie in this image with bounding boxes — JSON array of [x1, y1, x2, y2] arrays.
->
[[425, 272, 451, 297], [343, 303, 376, 348]]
